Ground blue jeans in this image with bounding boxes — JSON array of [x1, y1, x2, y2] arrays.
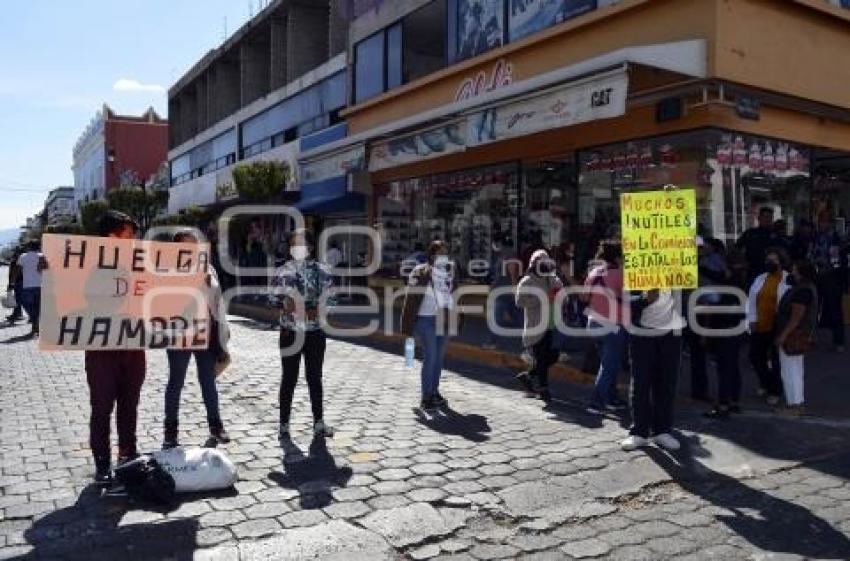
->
[[588, 320, 627, 407], [165, 349, 221, 428], [415, 315, 449, 399], [20, 287, 41, 331]]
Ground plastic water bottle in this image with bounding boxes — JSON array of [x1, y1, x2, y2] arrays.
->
[[404, 337, 415, 368]]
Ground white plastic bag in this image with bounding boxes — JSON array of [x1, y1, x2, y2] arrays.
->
[[152, 447, 238, 493], [1, 290, 16, 309]]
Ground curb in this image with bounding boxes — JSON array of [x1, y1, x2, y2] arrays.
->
[[228, 301, 596, 387]]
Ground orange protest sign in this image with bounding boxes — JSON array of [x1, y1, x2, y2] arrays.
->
[[39, 234, 211, 351]]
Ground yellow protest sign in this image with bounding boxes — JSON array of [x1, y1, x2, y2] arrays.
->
[[621, 189, 698, 291]]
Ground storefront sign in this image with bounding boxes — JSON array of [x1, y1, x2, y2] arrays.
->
[[621, 189, 698, 291], [466, 70, 628, 147], [39, 234, 211, 351], [301, 145, 366, 184], [455, 59, 514, 102], [369, 121, 467, 172]]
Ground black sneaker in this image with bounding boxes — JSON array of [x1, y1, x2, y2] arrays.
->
[[539, 389, 552, 404], [210, 426, 231, 445], [162, 425, 179, 450], [420, 397, 438, 411], [605, 399, 628, 411], [94, 462, 113, 485], [432, 393, 448, 408]]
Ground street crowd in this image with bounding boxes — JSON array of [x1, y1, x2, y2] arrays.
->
[[3, 205, 848, 484]]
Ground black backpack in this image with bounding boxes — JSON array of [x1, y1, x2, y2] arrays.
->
[[114, 456, 176, 505]]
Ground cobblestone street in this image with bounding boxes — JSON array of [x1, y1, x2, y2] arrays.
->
[[1, 317, 850, 560]]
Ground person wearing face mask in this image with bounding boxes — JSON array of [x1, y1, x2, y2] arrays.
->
[[774, 259, 818, 415], [515, 249, 563, 404], [270, 229, 336, 439], [400, 240, 455, 411], [746, 247, 790, 406]]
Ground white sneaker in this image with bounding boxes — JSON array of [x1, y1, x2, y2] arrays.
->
[[621, 435, 649, 451], [652, 433, 681, 451], [314, 420, 334, 438]]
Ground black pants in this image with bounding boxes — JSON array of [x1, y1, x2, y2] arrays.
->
[[819, 272, 846, 347], [530, 330, 558, 389], [279, 329, 326, 426], [749, 331, 781, 397], [685, 327, 708, 399], [711, 335, 742, 405], [629, 332, 681, 438]]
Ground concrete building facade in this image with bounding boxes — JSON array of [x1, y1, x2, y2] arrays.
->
[[167, 0, 350, 215], [285, 0, 850, 296], [44, 187, 75, 226]]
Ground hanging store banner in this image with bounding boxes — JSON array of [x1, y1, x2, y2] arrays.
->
[[39, 234, 211, 351], [301, 145, 366, 184], [621, 189, 699, 291], [369, 121, 467, 172], [466, 69, 628, 147]]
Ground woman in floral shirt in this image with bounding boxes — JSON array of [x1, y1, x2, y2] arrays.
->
[[270, 229, 336, 438]]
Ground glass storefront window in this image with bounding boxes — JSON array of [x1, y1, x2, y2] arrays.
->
[[577, 130, 811, 270], [520, 159, 578, 266], [375, 163, 519, 283]]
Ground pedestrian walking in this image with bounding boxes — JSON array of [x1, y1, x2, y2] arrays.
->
[[736, 206, 781, 285], [516, 249, 563, 405], [162, 230, 231, 449], [400, 240, 455, 411], [17, 240, 45, 337], [583, 241, 629, 415], [82, 211, 147, 484], [703, 249, 748, 419], [775, 259, 819, 415], [271, 228, 336, 439], [811, 214, 846, 352], [5, 247, 24, 324], [621, 289, 686, 452], [746, 247, 790, 405]]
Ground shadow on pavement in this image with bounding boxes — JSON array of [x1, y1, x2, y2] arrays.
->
[[646, 442, 850, 559], [268, 435, 353, 510], [1, 332, 36, 344], [414, 405, 491, 442], [21, 484, 203, 560]]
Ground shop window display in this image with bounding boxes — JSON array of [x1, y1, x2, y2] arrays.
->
[[374, 164, 519, 283], [520, 160, 578, 266], [577, 130, 811, 269]]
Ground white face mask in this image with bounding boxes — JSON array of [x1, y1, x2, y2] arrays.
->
[[291, 245, 310, 261]]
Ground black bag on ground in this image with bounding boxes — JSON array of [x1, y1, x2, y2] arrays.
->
[[114, 456, 176, 505]]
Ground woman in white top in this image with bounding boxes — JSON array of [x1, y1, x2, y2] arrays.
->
[[622, 289, 686, 452], [406, 240, 454, 411]]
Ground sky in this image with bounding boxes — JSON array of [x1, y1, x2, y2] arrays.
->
[[0, 0, 264, 230]]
